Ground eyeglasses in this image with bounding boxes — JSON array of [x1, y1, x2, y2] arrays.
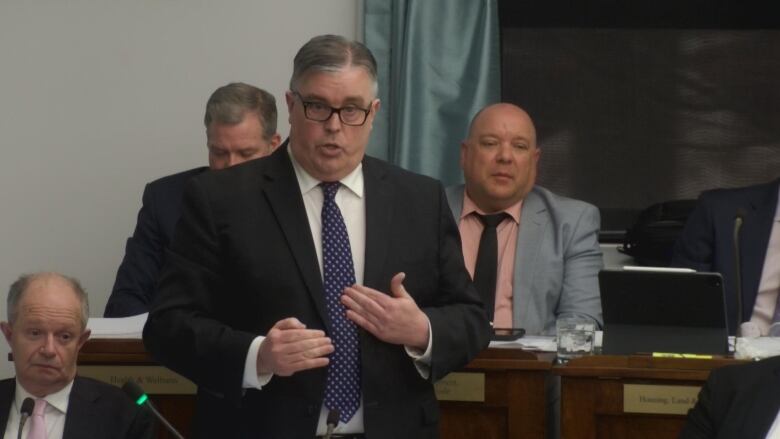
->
[[292, 91, 372, 126]]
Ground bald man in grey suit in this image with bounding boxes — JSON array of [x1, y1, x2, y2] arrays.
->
[[446, 103, 603, 335]]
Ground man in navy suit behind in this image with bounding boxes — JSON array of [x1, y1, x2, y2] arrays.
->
[[104, 82, 282, 317], [672, 178, 780, 335]]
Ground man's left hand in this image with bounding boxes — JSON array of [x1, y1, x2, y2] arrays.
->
[[341, 272, 430, 350]]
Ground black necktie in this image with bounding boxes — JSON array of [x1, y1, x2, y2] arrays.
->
[[473, 212, 509, 323]]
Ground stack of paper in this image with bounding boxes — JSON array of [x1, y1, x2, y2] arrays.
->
[[490, 335, 557, 352], [735, 336, 780, 360], [86, 313, 148, 339]]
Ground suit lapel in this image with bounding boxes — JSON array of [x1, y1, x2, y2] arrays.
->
[[362, 157, 392, 290], [740, 180, 779, 314], [742, 362, 780, 437], [261, 148, 329, 327], [0, 379, 14, 433], [514, 189, 548, 329], [446, 185, 465, 221], [62, 377, 99, 439]]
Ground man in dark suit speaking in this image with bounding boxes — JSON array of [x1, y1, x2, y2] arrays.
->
[[104, 82, 281, 317], [1, 273, 153, 438], [143, 35, 491, 438]]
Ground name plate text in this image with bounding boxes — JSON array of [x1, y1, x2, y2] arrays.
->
[[79, 365, 196, 395], [434, 372, 485, 402], [624, 384, 700, 415]]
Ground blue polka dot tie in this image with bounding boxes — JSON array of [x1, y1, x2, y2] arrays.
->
[[320, 182, 361, 424]]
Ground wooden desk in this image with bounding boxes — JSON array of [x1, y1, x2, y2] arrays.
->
[[82, 341, 750, 439], [79, 340, 553, 439], [554, 355, 746, 439], [438, 348, 554, 439], [78, 339, 194, 439]]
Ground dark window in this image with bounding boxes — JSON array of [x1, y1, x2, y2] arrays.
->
[[499, 0, 780, 240]]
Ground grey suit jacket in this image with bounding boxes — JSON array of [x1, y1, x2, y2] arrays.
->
[[446, 184, 603, 335]]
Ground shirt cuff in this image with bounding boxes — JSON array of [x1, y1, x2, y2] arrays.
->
[[404, 317, 433, 379], [243, 335, 273, 389]]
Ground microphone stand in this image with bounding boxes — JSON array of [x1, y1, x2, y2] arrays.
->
[[145, 400, 184, 439], [122, 381, 185, 439], [732, 210, 758, 337], [324, 409, 340, 439], [17, 397, 34, 439]]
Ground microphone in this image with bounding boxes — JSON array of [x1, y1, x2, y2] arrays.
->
[[324, 409, 340, 439], [733, 208, 751, 337], [122, 380, 185, 439], [17, 398, 34, 439]]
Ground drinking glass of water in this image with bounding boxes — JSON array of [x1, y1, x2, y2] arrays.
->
[[556, 318, 595, 360]]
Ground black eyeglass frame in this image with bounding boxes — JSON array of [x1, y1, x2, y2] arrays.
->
[[292, 91, 372, 126]]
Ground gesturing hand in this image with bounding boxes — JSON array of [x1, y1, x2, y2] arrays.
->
[[341, 273, 430, 350], [257, 317, 334, 376]]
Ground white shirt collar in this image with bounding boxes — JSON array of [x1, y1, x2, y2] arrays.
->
[[15, 379, 74, 415], [287, 147, 364, 198]]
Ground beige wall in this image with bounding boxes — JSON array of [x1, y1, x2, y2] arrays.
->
[[0, 0, 360, 379]]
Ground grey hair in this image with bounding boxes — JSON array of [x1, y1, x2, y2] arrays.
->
[[7, 272, 90, 329], [289, 34, 378, 97], [203, 82, 278, 141]]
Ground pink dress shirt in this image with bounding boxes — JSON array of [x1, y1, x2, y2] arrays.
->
[[458, 193, 522, 329]]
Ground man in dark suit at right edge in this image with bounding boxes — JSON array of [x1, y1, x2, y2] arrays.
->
[[143, 34, 490, 438], [671, 178, 780, 335], [104, 82, 281, 317], [679, 355, 780, 438]]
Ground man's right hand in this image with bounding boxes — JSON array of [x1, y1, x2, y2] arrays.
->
[[257, 317, 333, 376]]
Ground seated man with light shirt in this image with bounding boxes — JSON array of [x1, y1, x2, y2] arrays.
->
[[446, 103, 603, 335], [672, 178, 780, 336], [0, 272, 154, 438]]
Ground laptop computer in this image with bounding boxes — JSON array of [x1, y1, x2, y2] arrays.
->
[[599, 267, 729, 355]]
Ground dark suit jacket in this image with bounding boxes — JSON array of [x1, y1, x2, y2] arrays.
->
[[671, 178, 780, 333], [143, 146, 491, 438], [680, 356, 780, 438], [0, 376, 154, 438], [104, 167, 208, 317]]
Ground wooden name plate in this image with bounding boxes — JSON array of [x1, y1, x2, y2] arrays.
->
[[79, 365, 196, 395], [623, 384, 700, 415], [434, 372, 485, 402]]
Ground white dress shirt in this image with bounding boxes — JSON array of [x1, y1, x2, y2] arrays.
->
[[765, 408, 780, 438], [241, 150, 432, 435], [3, 380, 73, 439], [748, 189, 780, 335]]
